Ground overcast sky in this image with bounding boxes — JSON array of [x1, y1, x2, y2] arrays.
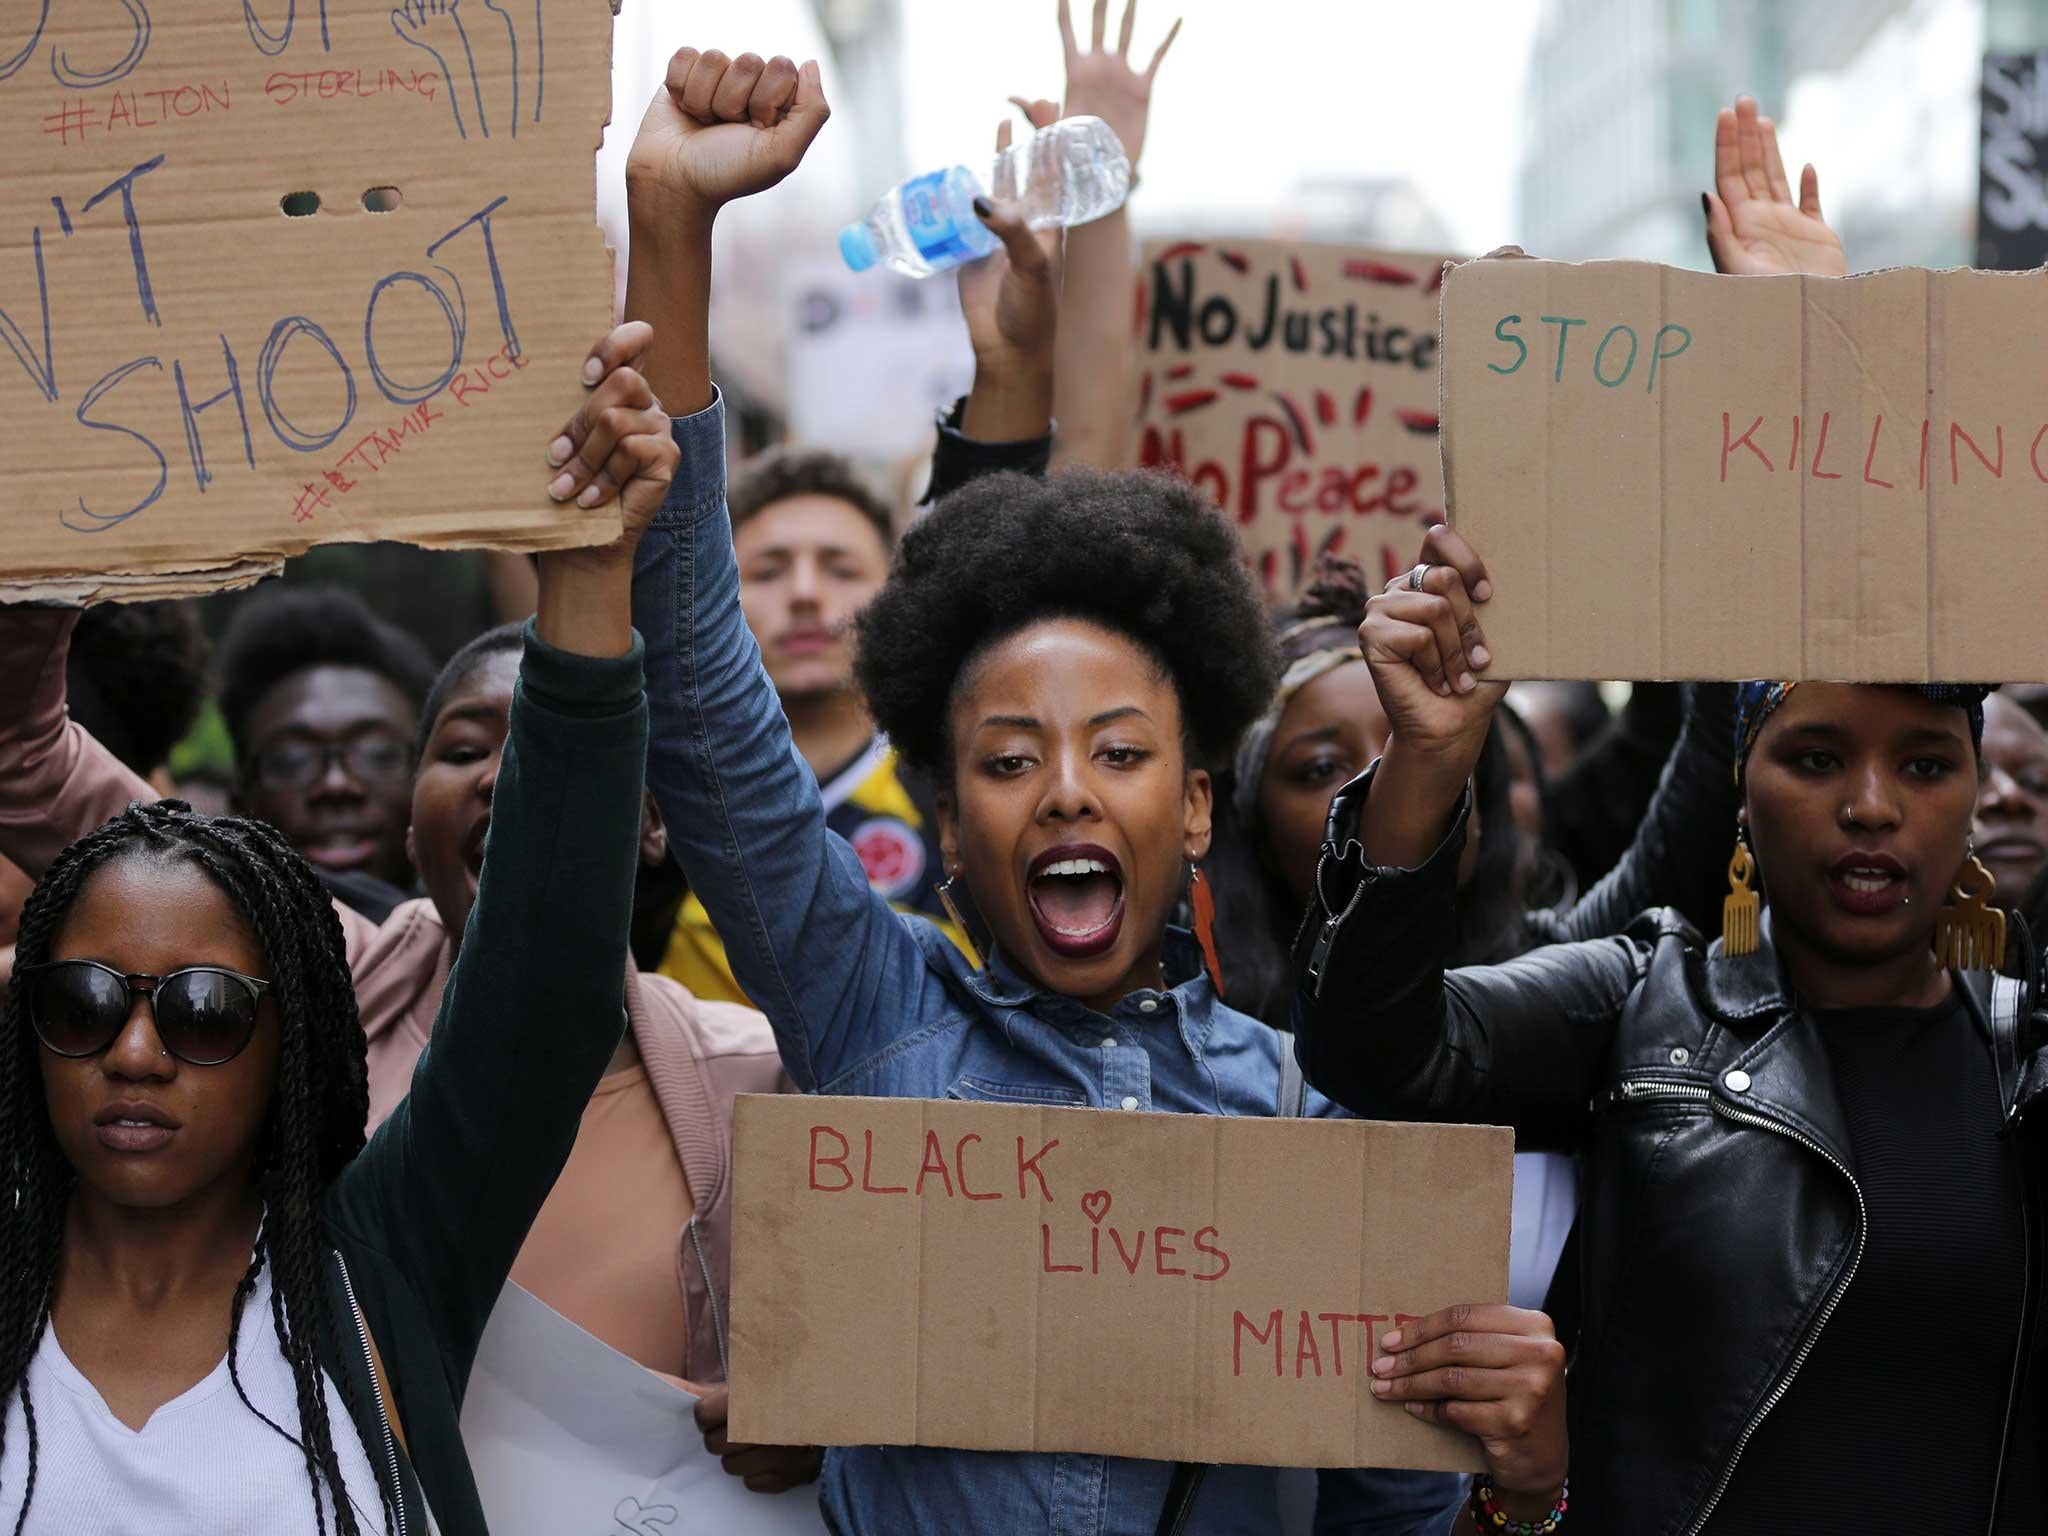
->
[[898, 0, 1546, 251]]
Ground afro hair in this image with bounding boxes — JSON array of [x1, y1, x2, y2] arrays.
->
[[854, 468, 1279, 780], [66, 601, 211, 777], [215, 585, 436, 762]]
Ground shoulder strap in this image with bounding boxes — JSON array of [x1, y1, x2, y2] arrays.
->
[[1155, 1461, 1209, 1536], [1274, 1029, 1307, 1118]]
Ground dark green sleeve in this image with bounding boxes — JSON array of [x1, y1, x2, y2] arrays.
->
[[328, 621, 647, 1375]]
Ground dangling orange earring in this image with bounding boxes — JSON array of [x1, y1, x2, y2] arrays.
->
[[1723, 828, 1760, 958], [1188, 859, 1226, 997], [936, 870, 984, 971], [1934, 850, 2006, 972]]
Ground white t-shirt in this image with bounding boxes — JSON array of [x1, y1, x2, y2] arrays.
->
[[0, 1263, 388, 1535]]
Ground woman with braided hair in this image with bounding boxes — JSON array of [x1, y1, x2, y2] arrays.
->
[[0, 322, 675, 1536], [1202, 555, 1737, 1315]]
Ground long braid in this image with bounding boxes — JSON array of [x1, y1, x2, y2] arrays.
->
[[1, 803, 383, 1536]]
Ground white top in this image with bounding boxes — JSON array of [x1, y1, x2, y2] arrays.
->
[[0, 1263, 387, 1535], [1509, 1149, 1579, 1311]]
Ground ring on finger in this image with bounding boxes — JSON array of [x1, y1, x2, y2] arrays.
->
[[1409, 563, 1432, 592]]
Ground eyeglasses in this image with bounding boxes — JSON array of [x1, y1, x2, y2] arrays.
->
[[251, 737, 413, 792], [20, 959, 271, 1066]]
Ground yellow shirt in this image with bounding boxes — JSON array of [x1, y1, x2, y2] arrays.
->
[[658, 736, 970, 1005]]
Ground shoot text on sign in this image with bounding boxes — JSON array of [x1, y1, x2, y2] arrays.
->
[[0, 0, 616, 604]]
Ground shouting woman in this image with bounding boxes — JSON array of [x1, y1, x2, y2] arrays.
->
[[618, 43, 1567, 1536]]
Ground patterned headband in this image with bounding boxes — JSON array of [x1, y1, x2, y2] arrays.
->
[[1733, 681, 1991, 784]]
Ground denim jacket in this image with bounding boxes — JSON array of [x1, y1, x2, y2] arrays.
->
[[632, 393, 1463, 1536]]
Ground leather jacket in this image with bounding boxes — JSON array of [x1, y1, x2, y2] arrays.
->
[[1290, 767, 2048, 1534]]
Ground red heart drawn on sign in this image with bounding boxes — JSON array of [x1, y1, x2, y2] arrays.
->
[[1081, 1190, 1112, 1225]]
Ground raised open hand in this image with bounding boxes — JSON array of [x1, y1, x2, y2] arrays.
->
[[626, 48, 830, 227], [1703, 96, 1845, 277], [954, 112, 1063, 444], [1055, 0, 1179, 172], [958, 114, 1064, 372]]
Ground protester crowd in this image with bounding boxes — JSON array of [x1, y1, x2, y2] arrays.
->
[[1, 4, 2042, 1534]]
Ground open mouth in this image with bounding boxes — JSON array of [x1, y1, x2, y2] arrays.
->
[[1026, 844, 1125, 959], [461, 818, 491, 886], [300, 830, 380, 871], [1827, 851, 1909, 916]]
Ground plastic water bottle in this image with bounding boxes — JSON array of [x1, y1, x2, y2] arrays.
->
[[838, 116, 1131, 277]]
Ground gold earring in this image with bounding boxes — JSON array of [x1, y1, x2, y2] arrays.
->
[[936, 872, 984, 972], [1934, 854, 2006, 972], [1722, 832, 1760, 958]]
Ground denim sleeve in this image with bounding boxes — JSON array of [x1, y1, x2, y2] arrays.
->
[[630, 392, 941, 1091]]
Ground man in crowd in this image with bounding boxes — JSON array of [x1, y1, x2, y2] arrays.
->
[[215, 585, 436, 921], [657, 447, 970, 1000]]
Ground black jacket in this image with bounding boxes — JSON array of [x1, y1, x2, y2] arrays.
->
[[1291, 772, 2048, 1535], [312, 627, 646, 1536]]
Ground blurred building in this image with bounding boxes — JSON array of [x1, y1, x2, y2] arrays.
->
[[1139, 173, 1461, 250], [1519, 0, 1979, 270]]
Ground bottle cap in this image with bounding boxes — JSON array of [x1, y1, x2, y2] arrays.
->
[[838, 223, 878, 272]]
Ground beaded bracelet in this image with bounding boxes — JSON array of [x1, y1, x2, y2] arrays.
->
[[1468, 1476, 1568, 1534]]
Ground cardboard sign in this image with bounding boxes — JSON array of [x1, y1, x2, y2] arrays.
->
[[727, 1094, 1511, 1473], [784, 257, 973, 459], [1134, 238, 1458, 600], [1442, 255, 2048, 682], [0, 0, 616, 604]]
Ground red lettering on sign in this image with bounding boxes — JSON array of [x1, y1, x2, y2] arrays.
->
[[914, 1129, 955, 1198], [1110, 1226, 1147, 1275], [1041, 1224, 1082, 1274], [1016, 1137, 1059, 1201], [1810, 411, 1843, 479], [1191, 1226, 1231, 1282], [808, 1126, 851, 1192], [1294, 1312, 1324, 1378], [1720, 413, 1773, 481], [1952, 422, 2005, 483], [1233, 1309, 1284, 1377], [1154, 1227, 1187, 1277], [955, 1134, 999, 1200], [1864, 416, 1895, 489], [860, 1129, 907, 1195]]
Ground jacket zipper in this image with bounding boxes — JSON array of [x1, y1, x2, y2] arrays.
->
[[1985, 1184, 2030, 1534], [1608, 1079, 1867, 1536], [335, 1250, 409, 1536], [688, 1217, 730, 1381], [1985, 1015, 2035, 1533]]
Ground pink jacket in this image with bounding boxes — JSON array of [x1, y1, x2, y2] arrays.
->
[[0, 606, 787, 1385]]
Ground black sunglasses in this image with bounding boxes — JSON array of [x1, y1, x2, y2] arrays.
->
[[21, 960, 271, 1066]]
